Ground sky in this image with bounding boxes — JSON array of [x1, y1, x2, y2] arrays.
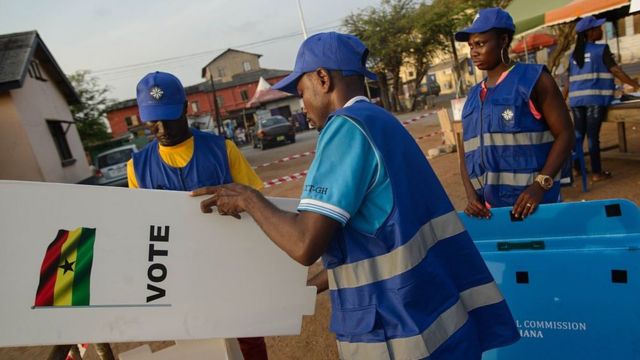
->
[[1, 0, 381, 101]]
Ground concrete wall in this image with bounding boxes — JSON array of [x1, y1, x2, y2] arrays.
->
[[204, 51, 261, 82], [9, 70, 91, 183], [0, 92, 44, 181], [607, 16, 640, 65]]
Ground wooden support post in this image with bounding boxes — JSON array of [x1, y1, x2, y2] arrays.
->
[[618, 122, 627, 153]]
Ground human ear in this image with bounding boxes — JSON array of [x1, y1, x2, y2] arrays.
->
[[316, 68, 332, 93]]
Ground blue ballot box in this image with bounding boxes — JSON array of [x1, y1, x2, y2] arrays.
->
[[460, 199, 640, 360]]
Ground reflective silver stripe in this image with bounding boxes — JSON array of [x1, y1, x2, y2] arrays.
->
[[463, 137, 480, 152], [568, 89, 615, 97], [336, 282, 504, 360], [569, 72, 614, 82], [464, 131, 555, 153], [486, 172, 536, 187], [327, 211, 464, 290], [470, 177, 482, 191], [460, 281, 504, 311], [484, 131, 554, 147], [471, 171, 560, 188]]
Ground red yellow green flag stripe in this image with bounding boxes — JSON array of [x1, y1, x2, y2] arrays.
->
[[34, 227, 96, 307]]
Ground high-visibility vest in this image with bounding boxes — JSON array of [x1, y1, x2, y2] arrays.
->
[[462, 63, 560, 208], [325, 101, 520, 359], [569, 43, 615, 107], [133, 129, 231, 191]]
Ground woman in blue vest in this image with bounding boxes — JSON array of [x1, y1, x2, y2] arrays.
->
[[456, 8, 575, 219], [569, 16, 639, 182]]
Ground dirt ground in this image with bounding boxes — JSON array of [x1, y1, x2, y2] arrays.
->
[[2, 114, 639, 360]]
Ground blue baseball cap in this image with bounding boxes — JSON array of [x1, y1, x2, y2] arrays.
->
[[575, 16, 606, 33], [272, 32, 377, 95], [136, 71, 186, 122], [455, 7, 515, 42]]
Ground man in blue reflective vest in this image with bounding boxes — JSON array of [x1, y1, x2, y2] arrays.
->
[[192, 32, 519, 359], [128, 71, 268, 360]]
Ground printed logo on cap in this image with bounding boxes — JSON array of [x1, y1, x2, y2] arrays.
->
[[150, 86, 164, 100]]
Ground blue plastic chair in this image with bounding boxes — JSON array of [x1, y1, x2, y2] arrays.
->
[[573, 134, 588, 192]]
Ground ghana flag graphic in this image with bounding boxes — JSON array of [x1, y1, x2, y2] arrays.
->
[[34, 227, 96, 307]]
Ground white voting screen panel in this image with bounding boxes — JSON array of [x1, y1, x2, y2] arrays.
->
[[0, 181, 315, 347]]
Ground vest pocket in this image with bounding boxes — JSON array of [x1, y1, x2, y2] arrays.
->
[[330, 304, 377, 336], [490, 97, 523, 132]]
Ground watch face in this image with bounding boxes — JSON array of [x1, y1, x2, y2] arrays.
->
[[539, 175, 553, 188]]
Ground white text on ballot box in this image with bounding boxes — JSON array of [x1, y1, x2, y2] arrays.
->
[[0, 181, 315, 347]]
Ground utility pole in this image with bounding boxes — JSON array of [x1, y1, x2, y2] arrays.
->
[[296, 0, 308, 39], [209, 75, 223, 136]]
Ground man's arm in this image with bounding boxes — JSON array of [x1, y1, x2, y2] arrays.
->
[[225, 140, 264, 190], [192, 184, 340, 266], [513, 70, 575, 218], [307, 268, 329, 294], [126, 159, 139, 189]]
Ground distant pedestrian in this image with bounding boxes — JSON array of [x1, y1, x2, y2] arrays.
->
[[568, 16, 640, 182]]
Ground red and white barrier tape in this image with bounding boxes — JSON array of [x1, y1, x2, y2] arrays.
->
[[401, 110, 437, 127], [260, 112, 442, 188], [415, 130, 443, 141], [263, 170, 308, 188], [253, 151, 316, 169], [254, 112, 435, 171]]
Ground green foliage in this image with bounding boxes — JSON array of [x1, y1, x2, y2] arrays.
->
[[344, 0, 415, 111], [343, 0, 511, 110], [68, 70, 113, 147]]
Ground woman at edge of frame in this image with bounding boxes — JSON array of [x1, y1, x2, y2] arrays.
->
[[567, 16, 640, 182], [455, 7, 575, 220]]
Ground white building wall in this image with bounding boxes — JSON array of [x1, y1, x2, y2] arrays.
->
[[10, 70, 91, 184]]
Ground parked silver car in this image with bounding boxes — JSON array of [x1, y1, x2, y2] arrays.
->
[[95, 145, 138, 186]]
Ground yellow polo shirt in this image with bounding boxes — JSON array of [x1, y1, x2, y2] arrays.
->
[[127, 137, 263, 190]]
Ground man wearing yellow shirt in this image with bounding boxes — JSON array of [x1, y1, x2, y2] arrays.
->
[[127, 71, 267, 360]]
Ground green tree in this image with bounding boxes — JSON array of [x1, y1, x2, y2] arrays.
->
[[68, 70, 112, 146], [344, 0, 415, 112], [547, 23, 576, 75]]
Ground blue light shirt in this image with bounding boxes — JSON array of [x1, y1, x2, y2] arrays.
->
[[297, 97, 392, 234]]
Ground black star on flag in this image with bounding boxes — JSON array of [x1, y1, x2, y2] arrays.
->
[[59, 258, 75, 275]]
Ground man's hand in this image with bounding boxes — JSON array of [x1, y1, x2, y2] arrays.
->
[[512, 183, 545, 219], [191, 183, 258, 219], [464, 193, 491, 219]]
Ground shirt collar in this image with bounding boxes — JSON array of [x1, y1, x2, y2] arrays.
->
[[343, 96, 370, 108]]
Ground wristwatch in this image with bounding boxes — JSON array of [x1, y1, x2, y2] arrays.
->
[[534, 174, 554, 190]]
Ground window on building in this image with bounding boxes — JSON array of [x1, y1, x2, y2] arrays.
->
[[27, 60, 47, 81], [125, 116, 134, 127], [616, 18, 626, 37], [240, 89, 249, 101], [191, 101, 200, 113], [217, 67, 226, 78], [634, 14, 640, 34], [408, 71, 414, 78], [243, 61, 252, 72], [46, 120, 75, 166], [216, 95, 224, 107]]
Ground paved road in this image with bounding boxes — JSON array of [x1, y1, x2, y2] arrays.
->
[[240, 109, 440, 170]]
